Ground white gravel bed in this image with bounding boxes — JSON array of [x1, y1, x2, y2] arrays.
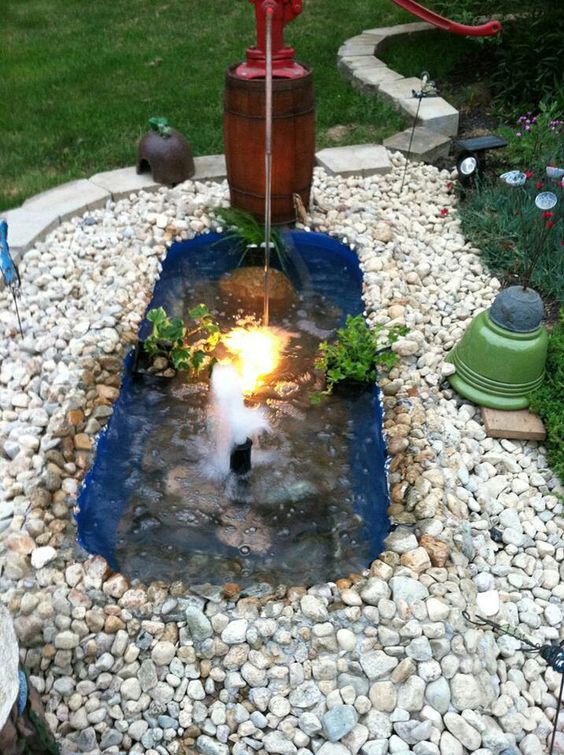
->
[[0, 154, 562, 755]]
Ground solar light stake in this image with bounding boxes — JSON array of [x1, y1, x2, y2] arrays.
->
[[400, 71, 438, 194]]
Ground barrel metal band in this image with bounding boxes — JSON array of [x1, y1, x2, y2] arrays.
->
[[224, 106, 314, 121]]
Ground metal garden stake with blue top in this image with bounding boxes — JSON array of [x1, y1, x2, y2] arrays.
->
[[0, 220, 23, 337]]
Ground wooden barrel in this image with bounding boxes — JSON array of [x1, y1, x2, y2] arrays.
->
[[224, 64, 315, 225]]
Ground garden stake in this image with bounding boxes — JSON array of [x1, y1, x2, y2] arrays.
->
[[400, 72, 438, 194], [0, 220, 23, 338], [463, 611, 564, 753]]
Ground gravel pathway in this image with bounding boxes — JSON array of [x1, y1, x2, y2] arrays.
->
[[0, 155, 562, 755]]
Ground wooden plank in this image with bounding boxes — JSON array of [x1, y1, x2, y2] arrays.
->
[[481, 407, 546, 441]]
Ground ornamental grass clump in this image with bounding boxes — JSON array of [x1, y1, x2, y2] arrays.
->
[[459, 109, 563, 300]]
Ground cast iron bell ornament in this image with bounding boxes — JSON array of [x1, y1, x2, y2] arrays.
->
[[136, 117, 195, 186]]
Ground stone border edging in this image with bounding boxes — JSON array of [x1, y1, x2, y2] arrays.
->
[[2, 155, 227, 264], [337, 22, 459, 148]]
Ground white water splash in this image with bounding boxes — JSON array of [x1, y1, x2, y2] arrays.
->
[[208, 363, 270, 477]]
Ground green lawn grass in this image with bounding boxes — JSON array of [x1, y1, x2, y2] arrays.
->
[[1, 0, 410, 211]]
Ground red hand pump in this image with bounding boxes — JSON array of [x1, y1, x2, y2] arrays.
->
[[236, 0, 307, 79]]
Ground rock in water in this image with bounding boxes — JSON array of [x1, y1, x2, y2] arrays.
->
[[218, 267, 295, 316]]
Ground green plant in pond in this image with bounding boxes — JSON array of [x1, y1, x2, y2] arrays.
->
[[143, 304, 220, 374], [529, 310, 564, 484], [214, 207, 288, 271], [312, 315, 408, 400]]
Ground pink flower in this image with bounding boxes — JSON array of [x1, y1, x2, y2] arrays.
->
[[536, 181, 543, 189], [439, 208, 449, 217], [543, 211, 554, 219], [525, 170, 533, 179], [516, 132, 522, 137], [545, 220, 555, 230]]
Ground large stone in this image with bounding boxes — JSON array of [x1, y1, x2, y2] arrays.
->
[[397, 676, 425, 711], [196, 734, 230, 755], [219, 268, 295, 316], [289, 681, 322, 708], [389, 576, 429, 604], [369, 681, 397, 712], [322, 705, 358, 742], [450, 674, 483, 710], [263, 731, 298, 755], [360, 651, 399, 680], [444, 712, 481, 750], [400, 547, 432, 574], [185, 607, 213, 640], [419, 535, 449, 567], [425, 677, 450, 714], [384, 527, 418, 554]]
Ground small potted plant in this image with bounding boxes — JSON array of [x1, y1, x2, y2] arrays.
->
[[313, 315, 408, 400], [133, 304, 220, 379]]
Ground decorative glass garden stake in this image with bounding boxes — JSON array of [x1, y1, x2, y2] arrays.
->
[[463, 612, 564, 754], [400, 72, 438, 194], [0, 220, 23, 337]]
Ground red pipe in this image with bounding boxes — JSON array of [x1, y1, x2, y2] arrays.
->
[[390, 0, 502, 36]]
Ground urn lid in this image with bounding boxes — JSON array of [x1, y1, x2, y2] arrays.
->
[[489, 285, 544, 332]]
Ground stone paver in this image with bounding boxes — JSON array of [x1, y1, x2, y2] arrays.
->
[[351, 67, 404, 95], [316, 144, 391, 177], [377, 77, 426, 106], [193, 154, 227, 182], [401, 97, 459, 137], [383, 127, 451, 162], [89, 167, 161, 201], [1, 206, 60, 261], [363, 22, 434, 37], [23, 178, 111, 223]]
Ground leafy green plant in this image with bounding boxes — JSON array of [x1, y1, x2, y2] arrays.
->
[[148, 116, 172, 138], [214, 207, 288, 271], [529, 311, 564, 483], [498, 100, 564, 170], [143, 304, 220, 374], [313, 315, 408, 399]]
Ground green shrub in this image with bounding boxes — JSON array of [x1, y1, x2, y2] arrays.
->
[[498, 100, 564, 170], [427, 0, 564, 112], [529, 312, 564, 483]]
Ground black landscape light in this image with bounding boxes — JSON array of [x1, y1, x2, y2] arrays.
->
[[455, 135, 508, 186]]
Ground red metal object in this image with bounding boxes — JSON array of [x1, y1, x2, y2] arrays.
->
[[236, 0, 307, 79], [390, 0, 502, 36]]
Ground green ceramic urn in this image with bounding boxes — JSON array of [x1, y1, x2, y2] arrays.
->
[[446, 286, 548, 410]]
